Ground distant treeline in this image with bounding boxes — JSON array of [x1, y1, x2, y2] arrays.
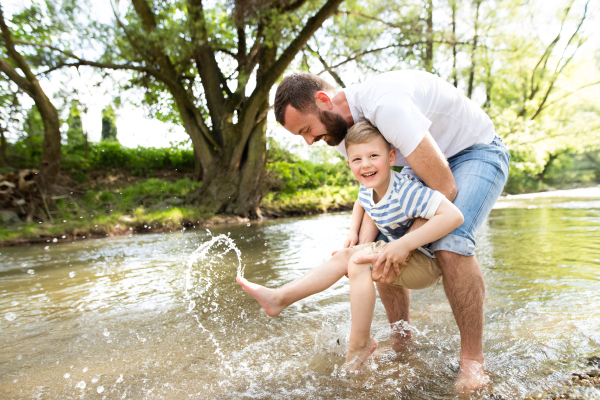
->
[[3, 133, 599, 195]]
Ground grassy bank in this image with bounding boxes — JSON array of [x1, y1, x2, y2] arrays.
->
[[0, 175, 358, 246]]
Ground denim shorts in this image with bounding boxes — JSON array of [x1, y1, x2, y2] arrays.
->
[[379, 136, 510, 256]]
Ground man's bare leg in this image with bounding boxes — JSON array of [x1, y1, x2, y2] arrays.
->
[[436, 250, 489, 393], [237, 248, 355, 317], [375, 282, 412, 350]]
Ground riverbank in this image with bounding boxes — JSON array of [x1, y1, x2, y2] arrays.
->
[[2, 170, 598, 247], [0, 173, 357, 246]]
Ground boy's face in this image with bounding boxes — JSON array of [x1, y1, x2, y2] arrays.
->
[[346, 136, 397, 195]]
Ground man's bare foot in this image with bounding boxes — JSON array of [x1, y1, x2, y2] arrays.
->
[[236, 276, 286, 317], [345, 338, 378, 373], [455, 359, 490, 393]]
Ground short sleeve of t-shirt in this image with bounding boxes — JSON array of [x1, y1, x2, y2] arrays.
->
[[368, 93, 432, 158], [401, 181, 445, 220]]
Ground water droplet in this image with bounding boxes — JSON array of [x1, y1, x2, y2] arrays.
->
[[246, 223, 251, 227], [116, 374, 124, 383], [97, 385, 104, 394], [69, 272, 76, 278], [62, 235, 66, 239], [83, 366, 88, 373], [44, 246, 49, 251], [11, 301, 19, 306], [64, 373, 70, 379], [91, 377, 99, 384], [52, 238, 58, 243], [75, 381, 86, 389], [16, 355, 22, 360], [103, 328, 110, 337], [5, 312, 17, 321]]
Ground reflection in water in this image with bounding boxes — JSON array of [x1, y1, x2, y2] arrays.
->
[[0, 189, 599, 399]]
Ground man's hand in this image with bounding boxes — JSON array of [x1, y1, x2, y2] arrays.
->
[[353, 239, 412, 284]]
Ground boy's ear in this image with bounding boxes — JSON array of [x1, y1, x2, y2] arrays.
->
[[389, 148, 397, 166], [347, 159, 350, 167]]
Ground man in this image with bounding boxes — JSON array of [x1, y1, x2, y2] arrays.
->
[[273, 70, 510, 392]]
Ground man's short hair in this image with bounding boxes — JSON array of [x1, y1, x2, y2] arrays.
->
[[345, 121, 391, 150], [274, 73, 336, 126]]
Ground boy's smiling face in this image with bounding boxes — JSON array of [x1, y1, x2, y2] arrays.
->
[[346, 135, 397, 201]]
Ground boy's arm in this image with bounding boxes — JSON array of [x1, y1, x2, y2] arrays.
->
[[343, 200, 364, 248], [354, 197, 463, 283]]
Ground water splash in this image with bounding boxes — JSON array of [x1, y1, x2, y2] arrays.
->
[[183, 230, 244, 361]]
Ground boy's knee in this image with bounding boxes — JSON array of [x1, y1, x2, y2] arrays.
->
[[334, 247, 355, 262], [347, 251, 371, 279]]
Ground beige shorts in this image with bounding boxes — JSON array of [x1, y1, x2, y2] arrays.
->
[[352, 241, 442, 290]]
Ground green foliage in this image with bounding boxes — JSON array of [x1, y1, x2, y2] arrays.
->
[[88, 141, 195, 175], [101, 105, 118, 142], [66, 100, 86, 149], [265, 137, 357, 194]]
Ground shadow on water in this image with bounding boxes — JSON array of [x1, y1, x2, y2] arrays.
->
[[1, 190, 599, 399]]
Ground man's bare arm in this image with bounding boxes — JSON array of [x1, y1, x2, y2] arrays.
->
[[405, 132, 457, 201]]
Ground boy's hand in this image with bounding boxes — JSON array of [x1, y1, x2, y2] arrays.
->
[[344, 232, 359, 248]]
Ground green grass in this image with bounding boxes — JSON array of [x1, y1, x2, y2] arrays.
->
[[1, 179, 358, 244]]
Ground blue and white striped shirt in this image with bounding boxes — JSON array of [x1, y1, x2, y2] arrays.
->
[[358, 171, 444, 258]]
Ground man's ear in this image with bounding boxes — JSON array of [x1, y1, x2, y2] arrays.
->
[[389, 148, 397, 166], [315, 91, 333, 110]]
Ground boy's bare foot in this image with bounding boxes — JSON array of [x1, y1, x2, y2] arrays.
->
[[455, 359, 490, 393], [345, 338, 378, 373], [236, 276, 286, 317]]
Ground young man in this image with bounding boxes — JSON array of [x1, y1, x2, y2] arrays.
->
[[273, 70, 510, 392], [237, 122, 464, 372]]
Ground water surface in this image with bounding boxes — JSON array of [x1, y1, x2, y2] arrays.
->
[[1, 188, 599, 399]]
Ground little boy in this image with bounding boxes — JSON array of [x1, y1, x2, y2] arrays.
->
[[237, 121, 464, 372]]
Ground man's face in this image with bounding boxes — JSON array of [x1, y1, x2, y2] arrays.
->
[[283, 105, 348, 146]]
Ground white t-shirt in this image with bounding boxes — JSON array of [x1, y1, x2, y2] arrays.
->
[[336, 70, 496, 166]]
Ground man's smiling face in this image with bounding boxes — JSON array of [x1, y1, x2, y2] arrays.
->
[[283, 105, 348, 146]]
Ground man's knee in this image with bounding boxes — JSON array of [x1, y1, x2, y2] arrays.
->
[[436, 250, 474, 271], [376, 281, 408, 297]]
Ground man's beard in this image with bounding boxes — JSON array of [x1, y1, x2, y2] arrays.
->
[[318, 110, 348, 146]]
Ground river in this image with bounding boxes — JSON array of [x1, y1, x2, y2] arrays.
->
[[1, 187, 599, 399]]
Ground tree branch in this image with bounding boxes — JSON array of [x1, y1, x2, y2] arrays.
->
[[0, 56, 33, 95], [306, 42, 346, 87], [242, 0, 344, 130]]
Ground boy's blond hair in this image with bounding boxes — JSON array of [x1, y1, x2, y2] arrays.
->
[[344, 121, 391, 150]]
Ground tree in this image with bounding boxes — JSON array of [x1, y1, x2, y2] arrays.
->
[[66, 99, 87, 147], [0, 5, 62, 184], [10, 0, 345, 216], [101, 105, 118, 143]]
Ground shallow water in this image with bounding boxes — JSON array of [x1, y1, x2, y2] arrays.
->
[[1, 188, 600, 399]]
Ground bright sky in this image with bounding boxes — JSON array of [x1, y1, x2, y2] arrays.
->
[[3, 0, 599, 151]]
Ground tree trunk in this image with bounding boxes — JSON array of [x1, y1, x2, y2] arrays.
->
[[467, 0, 481, 99], [424, 0, 434, 73], [0, 127, 7, 167], [451, 0, 458, 87], [35, 94, 61, 185]]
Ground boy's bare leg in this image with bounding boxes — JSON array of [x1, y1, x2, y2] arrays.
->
[[436, 251, 489, 393], [345, 254, 378, 372], [375, 283, 412, 350], [237, 248, 356, 317]]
